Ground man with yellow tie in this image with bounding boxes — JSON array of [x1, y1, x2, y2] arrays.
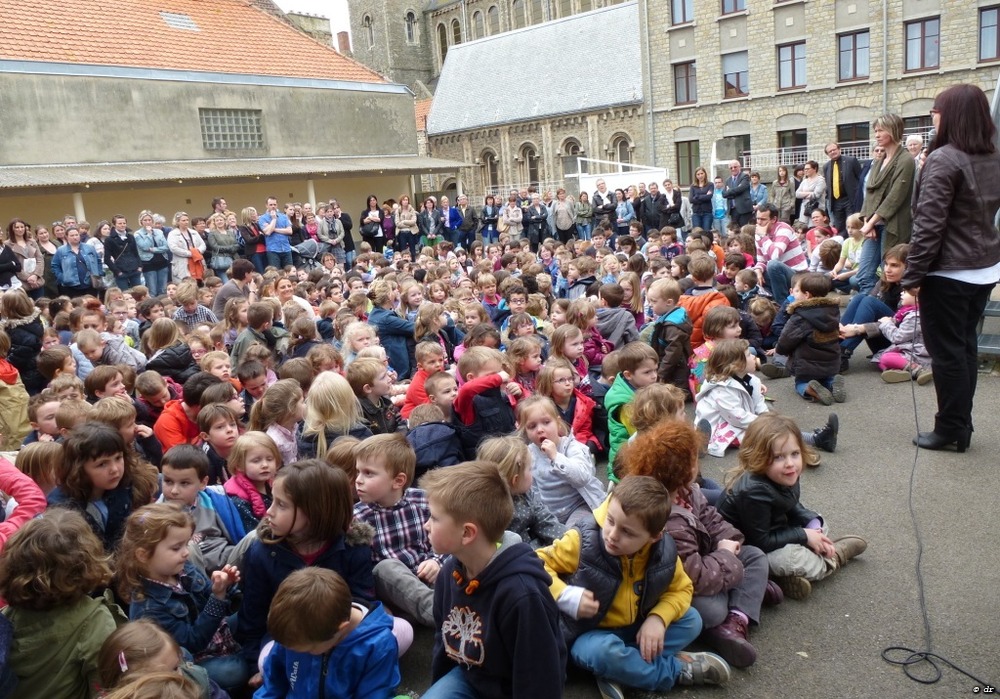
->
[[822, 142, 862, 235]]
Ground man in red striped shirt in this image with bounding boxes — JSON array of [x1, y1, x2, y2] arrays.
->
[[753, 203, 808, 301]]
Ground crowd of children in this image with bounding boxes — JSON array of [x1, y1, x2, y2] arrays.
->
[[0, 207, 878, 699]]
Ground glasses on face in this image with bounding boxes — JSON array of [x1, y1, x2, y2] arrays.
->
[[554, 376, 575, 385]]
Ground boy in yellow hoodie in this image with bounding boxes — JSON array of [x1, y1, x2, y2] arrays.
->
[[536, 476, 730, 699]]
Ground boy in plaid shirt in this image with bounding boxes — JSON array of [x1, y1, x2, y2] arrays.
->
[[352, 433, 442, 627]]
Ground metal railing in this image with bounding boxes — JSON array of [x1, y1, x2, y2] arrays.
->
[[741, 129, 934, 170]]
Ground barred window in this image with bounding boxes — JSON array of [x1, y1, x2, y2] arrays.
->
[[199, 109, 264, 150]]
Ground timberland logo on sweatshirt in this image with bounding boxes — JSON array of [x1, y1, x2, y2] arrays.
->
[[442, 606, 485, 667], [289, 661, 299, 687]]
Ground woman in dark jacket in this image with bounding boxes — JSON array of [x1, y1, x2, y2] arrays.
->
[[0, 232, 22, 291], [417, 197, 442, 250], [238, 206, 266, 274], [524, 194, 548, 252], [359, 194, 386, 253], [902, 84, 1000, 452]]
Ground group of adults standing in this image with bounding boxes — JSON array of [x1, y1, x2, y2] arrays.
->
[[749, 85, 1000, 454]]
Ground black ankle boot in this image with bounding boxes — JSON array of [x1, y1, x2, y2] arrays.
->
[[914, 430, 971, 453]]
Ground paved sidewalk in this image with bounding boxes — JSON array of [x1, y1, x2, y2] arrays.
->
[[398, 358, 1000, 698]]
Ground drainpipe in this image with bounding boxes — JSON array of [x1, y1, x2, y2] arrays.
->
[[882, 0, 888, 113], [73, 191, 86, 222], [642, 0, 655, 164]]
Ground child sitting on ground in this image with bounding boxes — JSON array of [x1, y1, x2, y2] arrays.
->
[[605, 342, 659, 478], [518, 395, 604, 527], [477, 435, 566, 549], [776, 272, 845, 405], [0, 509, 122, 698], [695, 339, 838, 460], [621, 420, 779, 669], [453, 347, 516, 450], [406, 404, 465, 478], [159, 444, 244, 572], [197, 404, 240, 484], [401, 341, 447, 420], [717, 413, 867, 600], [873, 287, 932, 385], [644, 277, 692, 399], [689, 305, 743, 398], [348, 358, 403, 435], [258, 568, 403, 699], [678, 254, 728, 349], [23, 390, 60, 445], [353, 434, 440, 628], [536, 476, 731, 699], [419, 461, 566, 699]]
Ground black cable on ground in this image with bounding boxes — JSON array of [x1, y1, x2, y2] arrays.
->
[[879, 324, 992, 689]]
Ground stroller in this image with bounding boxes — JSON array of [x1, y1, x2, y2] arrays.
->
[[293, 238, 325, 272]]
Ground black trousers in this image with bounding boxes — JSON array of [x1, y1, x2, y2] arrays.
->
[[919, 275, 995, 437]]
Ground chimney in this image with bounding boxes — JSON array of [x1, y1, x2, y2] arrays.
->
[[337, 31, 352, 55]]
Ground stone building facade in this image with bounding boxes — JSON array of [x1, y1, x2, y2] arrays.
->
[[643, 0, 1000, 185]]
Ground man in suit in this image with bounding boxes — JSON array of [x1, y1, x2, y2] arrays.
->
[[823, 142, 862, 234], [722, 160, 753, 226]]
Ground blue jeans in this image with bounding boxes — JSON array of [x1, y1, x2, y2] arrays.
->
[[577, 222, 592, 241], [691, 212, 713, 231], [422, 666, 479, 699], [211, 269, 229, 283], [115, 270, 143, 291], [855, 224, 884, 296], [197, 654, 252, 692], [570, 607, 702, 692], [481, 226, 498, 245], [795, 376, 833, 397], [144, 267, 169, 297], [764, 259, 796, 302], [266, 250, 292, 269], [840, 293, 893, 355], [713, 216, 728, 241]]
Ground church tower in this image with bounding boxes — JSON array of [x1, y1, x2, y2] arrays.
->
[[347, 0, 436, 92]]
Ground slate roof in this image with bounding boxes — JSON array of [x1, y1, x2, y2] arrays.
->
[[427, 2, 640, 135], [0, 0, 385, 84]]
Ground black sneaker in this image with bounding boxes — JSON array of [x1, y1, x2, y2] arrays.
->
[[840, 353, 851, 374], [812, 413, 838, 453]]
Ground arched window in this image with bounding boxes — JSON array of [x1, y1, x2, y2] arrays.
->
[[520, 145, 540, 186], [405, 11, 418, 44], [512, 0, 526, 29], [437, 23, 448, 64], [488, 5, 500, 33], [561, 139, 582, 177], [611, 135, 632, 165], [558, 0, 573, 18], [362, 15, 374, 49], [529, 0, 544, 24], [481, 151, 499, 191], [451, 18, 462, 44], [472, 11, 485, 39]]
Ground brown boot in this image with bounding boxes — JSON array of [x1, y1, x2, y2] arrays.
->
[[833, 536, 868, 567], [704, 612, 757, 668], [773, 575, 812, 600]]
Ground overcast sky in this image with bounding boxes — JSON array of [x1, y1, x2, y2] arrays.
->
[[274, 0, 352, 39]]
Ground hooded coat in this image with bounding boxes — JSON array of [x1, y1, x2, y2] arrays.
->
[[776, 296, 842, 381]]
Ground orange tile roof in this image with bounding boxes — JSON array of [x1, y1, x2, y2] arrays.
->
[[415, 98, 433, 131], [0, 0, 386, 84]]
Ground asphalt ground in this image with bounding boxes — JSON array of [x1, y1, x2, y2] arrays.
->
[[398, 351, 1000, 698]]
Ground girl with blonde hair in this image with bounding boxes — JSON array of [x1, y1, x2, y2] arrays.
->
[[298, 371, 372, 459]]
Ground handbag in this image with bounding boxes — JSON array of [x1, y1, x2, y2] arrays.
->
[[668, 212, 685, 229]]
